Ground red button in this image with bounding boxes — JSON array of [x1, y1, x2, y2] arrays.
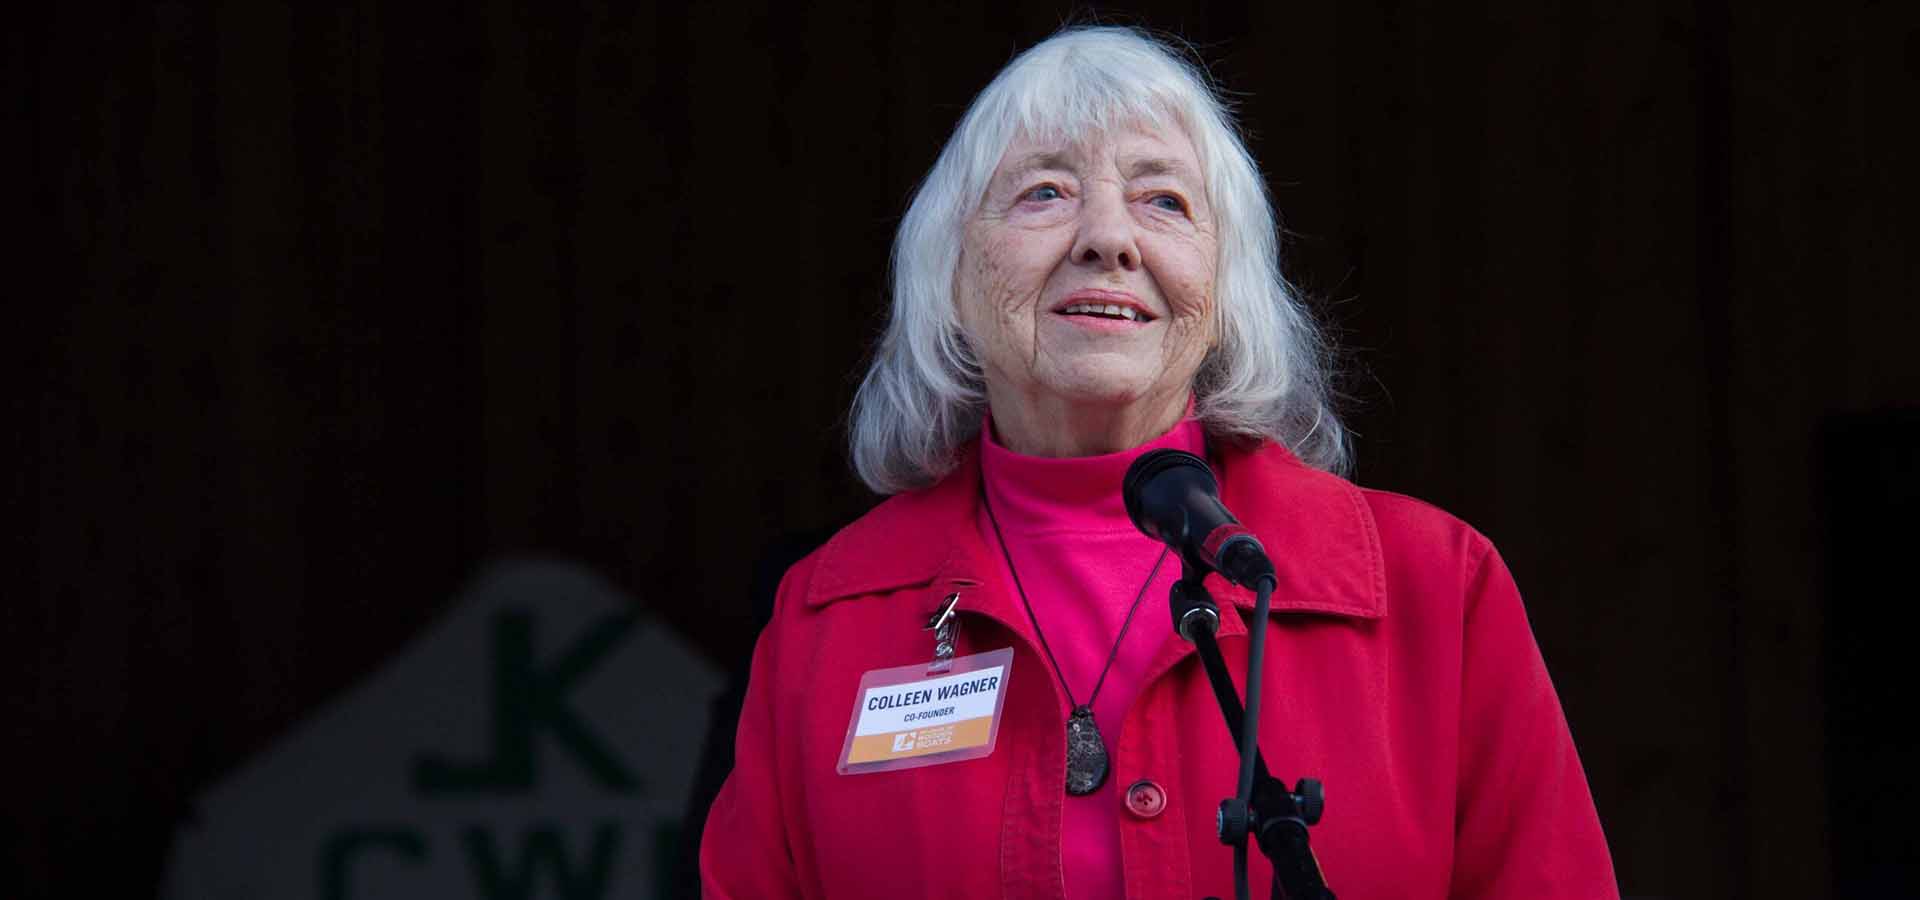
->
[[1125, 779, 1167, 818]]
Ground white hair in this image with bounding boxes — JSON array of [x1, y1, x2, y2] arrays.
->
[[849, 25, 1349, 494]]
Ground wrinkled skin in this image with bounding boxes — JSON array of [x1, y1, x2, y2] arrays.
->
[[956, 124, 1220, 457]]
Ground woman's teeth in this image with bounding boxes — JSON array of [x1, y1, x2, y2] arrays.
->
[[1060, 303, 1142, 321]]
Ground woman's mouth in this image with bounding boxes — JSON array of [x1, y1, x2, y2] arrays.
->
[[1052, 291, 1157, 324], [1058, 301, 1148, 322]]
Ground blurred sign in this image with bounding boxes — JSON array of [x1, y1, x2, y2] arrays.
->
[[163, 560, 722, 900]]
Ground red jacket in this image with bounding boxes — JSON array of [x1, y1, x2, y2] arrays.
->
[[702, 438, 1617, 898]]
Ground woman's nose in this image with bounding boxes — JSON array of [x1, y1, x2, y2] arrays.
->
[[1070, 189, 1140, 271]]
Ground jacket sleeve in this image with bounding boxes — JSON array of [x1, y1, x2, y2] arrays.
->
[[1448, 543, 1618, 899], [700, 566, 806, 899]]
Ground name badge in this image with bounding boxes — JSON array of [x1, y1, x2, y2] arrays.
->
[[837, 648, 1014, 774]]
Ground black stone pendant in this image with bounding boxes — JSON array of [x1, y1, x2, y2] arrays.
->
[[1064, 706, 1110, 795]]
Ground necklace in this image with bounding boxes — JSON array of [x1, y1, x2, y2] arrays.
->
[[981, 485, 1171, 795]]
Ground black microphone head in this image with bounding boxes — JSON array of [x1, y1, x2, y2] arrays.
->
[[1124, 447, 1274, 587], [1122, 449, 1217, 543]]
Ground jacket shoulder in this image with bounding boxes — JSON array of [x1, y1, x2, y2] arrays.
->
[[1357, 487, 1501, 592], [1360, 487, 1491, 549]]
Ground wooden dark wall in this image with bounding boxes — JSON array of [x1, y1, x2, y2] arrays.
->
[[11, 1, 1918, 897]]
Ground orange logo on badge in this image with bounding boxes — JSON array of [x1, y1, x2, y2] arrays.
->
[[892, 733, 916, 752]]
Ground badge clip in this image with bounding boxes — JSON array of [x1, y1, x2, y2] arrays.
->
[[924, 592, 960, 674]]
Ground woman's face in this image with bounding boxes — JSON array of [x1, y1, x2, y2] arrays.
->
[[956, 124, 1219, 432]]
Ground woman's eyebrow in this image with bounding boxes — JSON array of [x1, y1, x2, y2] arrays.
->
[[1000, 151, 1076, 182], [1126, 157, 1196, 181], [1013, 149, 1075, 170]]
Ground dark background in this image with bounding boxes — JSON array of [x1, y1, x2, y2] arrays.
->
[[10, 1, 1919, 897]]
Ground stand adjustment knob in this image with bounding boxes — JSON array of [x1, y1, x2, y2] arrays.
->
[[1292, 777, 1325, 825], [1217, 798, 1251, 844]]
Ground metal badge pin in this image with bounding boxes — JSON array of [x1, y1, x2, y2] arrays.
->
[[924, 592, 960, 673]]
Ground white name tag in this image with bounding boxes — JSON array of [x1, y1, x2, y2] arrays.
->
[[836, 648, 1013, 774]]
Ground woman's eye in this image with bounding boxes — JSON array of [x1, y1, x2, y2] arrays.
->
[[1021, 185, 1062, 203], [1148, 194, 1187, 213]]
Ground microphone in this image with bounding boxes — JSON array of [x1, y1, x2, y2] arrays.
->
[[1122, 449, 1276, 588]]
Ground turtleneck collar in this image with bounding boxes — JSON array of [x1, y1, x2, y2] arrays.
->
[[979, 403, 1207, 535]]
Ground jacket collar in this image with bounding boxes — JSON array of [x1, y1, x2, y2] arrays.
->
[[805, 437, 1385, 621]]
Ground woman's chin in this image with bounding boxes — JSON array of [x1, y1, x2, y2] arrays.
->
[[1036, 368, 1170, 413]]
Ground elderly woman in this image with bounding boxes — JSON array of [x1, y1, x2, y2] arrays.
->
[[701, 26, 1615, 899]]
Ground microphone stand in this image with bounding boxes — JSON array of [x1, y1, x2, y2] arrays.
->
[[1170, 560, 1335, 900]]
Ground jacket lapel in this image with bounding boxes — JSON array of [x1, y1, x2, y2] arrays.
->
[[1211, 438, 1386, 620]]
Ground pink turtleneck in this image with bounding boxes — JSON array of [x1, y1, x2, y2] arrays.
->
[[976, 409, 1207, 900]]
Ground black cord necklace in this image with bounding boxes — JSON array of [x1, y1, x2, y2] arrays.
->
[[981, 484, 1172, 795]]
